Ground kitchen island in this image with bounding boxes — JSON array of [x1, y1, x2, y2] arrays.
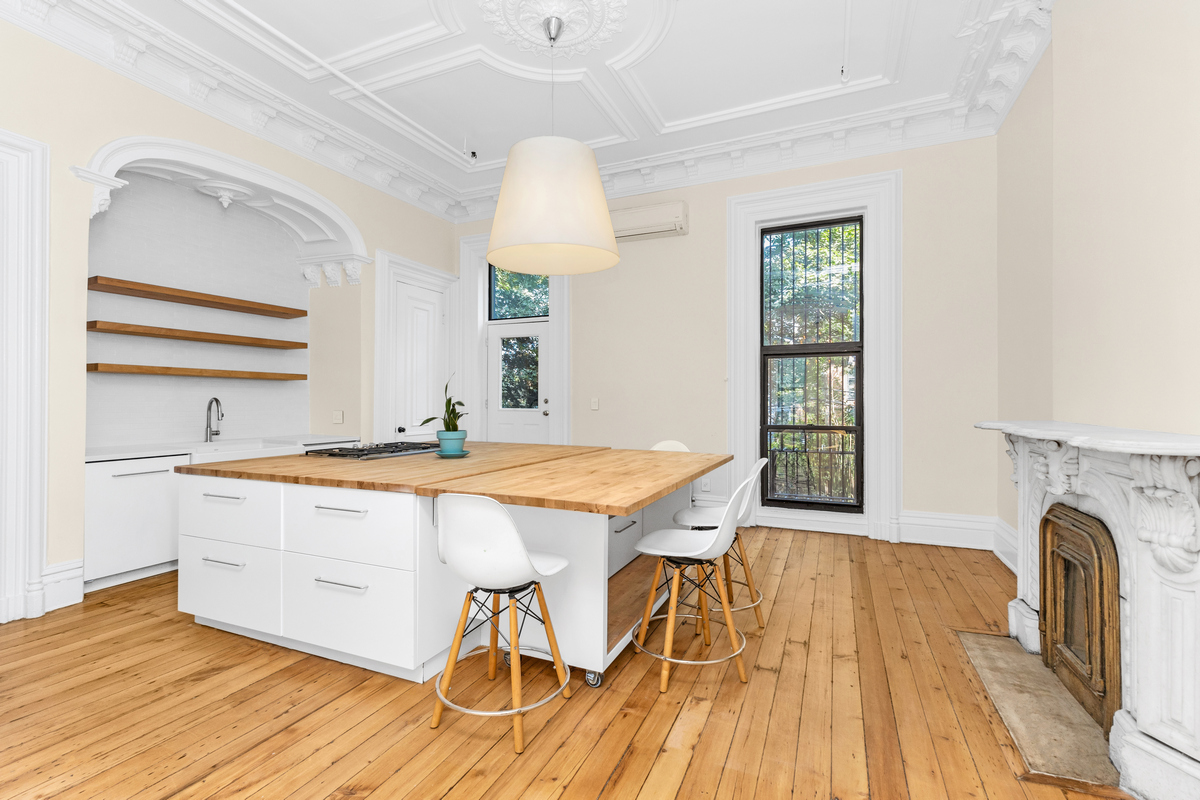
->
[[174, 442, 731, 684]]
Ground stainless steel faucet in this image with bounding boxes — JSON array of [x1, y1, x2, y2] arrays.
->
[[205, 397, 224, 442]]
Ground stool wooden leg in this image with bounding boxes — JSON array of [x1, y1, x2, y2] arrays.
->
[[637, 557, 664, 646], [693, 565, 703, 638], [697, 565, 712, 646], [712, 565, 748, 684], [431, 590, 474, 729], [508, 595, 525, 753], [660, 565, 683, 693], [534, 583, 572, 699], [487, 592, 500, 680], [736, 532, 765, 628], [723, 553, 734, 602]]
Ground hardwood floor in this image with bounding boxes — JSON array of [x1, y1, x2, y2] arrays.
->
[[0, 529, 1131, 799]]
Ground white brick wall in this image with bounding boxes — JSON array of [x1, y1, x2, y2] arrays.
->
[[86, 172, 310, 447]]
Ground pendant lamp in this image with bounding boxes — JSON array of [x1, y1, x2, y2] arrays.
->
[[486, 18, 619, 276]]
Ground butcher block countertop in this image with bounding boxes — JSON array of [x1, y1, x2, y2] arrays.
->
[[175, 441, 731, 516]]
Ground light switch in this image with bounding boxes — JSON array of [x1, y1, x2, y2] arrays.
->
[[332, 410, 344, 424], [590, 398, 599, 411]]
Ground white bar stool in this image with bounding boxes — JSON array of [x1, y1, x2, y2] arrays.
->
[[633, 471, 757, 692], [673, 458, 769, 629], [430, 493, 572, 754]]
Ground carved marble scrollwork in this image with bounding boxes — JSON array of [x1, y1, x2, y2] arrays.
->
[[1033, 439, 1079, 495], [1129, 454, 1200, 573], [1004, 433, 1020, 486]]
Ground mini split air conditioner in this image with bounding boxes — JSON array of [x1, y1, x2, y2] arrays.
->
[[609, 201, 689, 241]]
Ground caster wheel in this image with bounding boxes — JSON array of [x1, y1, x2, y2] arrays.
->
[[503, 651, 511, 666], [585, 671, 603, 688]]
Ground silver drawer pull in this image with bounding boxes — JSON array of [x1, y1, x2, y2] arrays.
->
[[314, 505, 369, 515], [202, 493, 246, 501], [613, 520, 638, 534], [112, 468, 170, 478], [202, 557, 245, 568], [315, 577, 369, 591]]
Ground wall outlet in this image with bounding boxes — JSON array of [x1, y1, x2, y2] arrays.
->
[[332, 410, 344, 424], [701, 477, 711, 492], [590, 397, 599, 411]]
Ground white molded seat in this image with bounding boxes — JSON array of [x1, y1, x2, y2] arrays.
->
[[672, 457, 767, 530], [431, 493, 572, 754], [650, 439, 691, 452]]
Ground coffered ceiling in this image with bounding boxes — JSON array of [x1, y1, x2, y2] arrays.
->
[[2, 0, 1053, 221]]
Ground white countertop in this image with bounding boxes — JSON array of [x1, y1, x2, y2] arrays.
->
[[977, 420, 1200, 456], [85, 433, 358, 462]]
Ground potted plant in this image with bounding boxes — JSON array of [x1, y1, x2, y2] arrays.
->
[[421, 381, 468, 455]]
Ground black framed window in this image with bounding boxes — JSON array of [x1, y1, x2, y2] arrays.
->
[[489, 264, 549, 321], [760, 217, 862, 512]]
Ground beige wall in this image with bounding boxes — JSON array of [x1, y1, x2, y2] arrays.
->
[[0, 21, 454, 563], [996, 46, 1055, 527], [457, 139, 1004, 518], [1051, 0, 1200, 432]]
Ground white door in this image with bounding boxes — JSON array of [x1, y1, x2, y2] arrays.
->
[[487, 322, 551, 443], [385, 277, 450, 443]]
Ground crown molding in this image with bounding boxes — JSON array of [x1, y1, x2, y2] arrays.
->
[[0, 0, 1052, 225]]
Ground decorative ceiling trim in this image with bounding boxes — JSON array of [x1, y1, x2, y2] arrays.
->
[[606, 0, 913, 136], [1, 0, 1053, 224], [479, 0, 628, 57], [175, 0, 465, 82], [330, 44, 638, 169]]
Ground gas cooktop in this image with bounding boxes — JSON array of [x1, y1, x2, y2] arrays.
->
[[306, 441, 440, 460]]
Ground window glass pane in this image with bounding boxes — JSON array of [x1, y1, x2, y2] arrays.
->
[[762, 221, 861, 346], [766, 430, 858, 505], [500, 336, 539, 409], [765, 355, 857, 427], [490, 265, 549, 320]]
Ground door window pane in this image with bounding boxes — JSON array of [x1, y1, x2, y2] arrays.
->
[[763, 222, 860, 346], [500, 336, 539, 409], [490, 265, 549, 320]]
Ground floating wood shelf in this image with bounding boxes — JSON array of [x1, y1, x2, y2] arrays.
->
[[87, 320, 308, 350], [87, 363, 307, 381], [87, 276, 306, 319]]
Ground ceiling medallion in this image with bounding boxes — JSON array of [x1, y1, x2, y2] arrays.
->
[[479, 0, 628, 57]]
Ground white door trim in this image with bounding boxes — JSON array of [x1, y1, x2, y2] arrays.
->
[[727, 170, 903, 540], [0, 128, 50, 623], [458, 233, 571, 445], [372, 250, 459, 443]]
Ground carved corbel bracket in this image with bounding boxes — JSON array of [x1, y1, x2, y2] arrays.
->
[[69, 166, 129, 218], [1033, 439, 1079, 495], [1005, 433, 1020, 486], [300, 265, 321, 288], [1130, 454, 1200, 573], [321, 262, 342, 287]]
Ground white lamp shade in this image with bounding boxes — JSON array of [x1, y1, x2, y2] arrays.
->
[[487, 136, 620, 275]]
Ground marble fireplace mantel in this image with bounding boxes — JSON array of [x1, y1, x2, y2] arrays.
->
[[978, 421, 1200, 800]]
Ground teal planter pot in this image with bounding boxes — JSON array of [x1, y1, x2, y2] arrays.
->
[[437, 430, 467, 454]]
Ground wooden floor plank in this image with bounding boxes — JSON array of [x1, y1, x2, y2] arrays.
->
[[0, 534, 1111, 800]]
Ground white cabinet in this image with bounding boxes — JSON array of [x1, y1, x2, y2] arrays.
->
[[607, 510, 644, 578], [178, 535, 282, 634], [178, 476, 282, 549], [84, 454, 190, 581], [281, 551, 415, 667], [283, 485, 416, 570]]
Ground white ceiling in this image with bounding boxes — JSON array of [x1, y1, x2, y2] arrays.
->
[[2, 0, 1054, 221]]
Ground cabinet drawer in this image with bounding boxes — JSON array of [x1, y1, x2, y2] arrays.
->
[[608, 509, 643, 578], [281, 552, 415, 668], [283, 485, 416, 570], [179, 476, 282, 549], [178, 536, 281, 634], [84, 455, 190, 581]]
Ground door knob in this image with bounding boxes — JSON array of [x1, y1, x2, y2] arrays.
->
[[542, 410, 549, 416]]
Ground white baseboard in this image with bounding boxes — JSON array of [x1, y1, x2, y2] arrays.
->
[[42, 559, 83, 612], [692, 495, 729, 509], [993, 518, 1018, 573], [897, 510, 997, 550], [84, 561, 177, 594]]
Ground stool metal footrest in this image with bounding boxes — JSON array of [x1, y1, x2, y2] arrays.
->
[[433, 645, 570, 718], [632, 612, 747, 666], [678, 578, 764, 615]]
